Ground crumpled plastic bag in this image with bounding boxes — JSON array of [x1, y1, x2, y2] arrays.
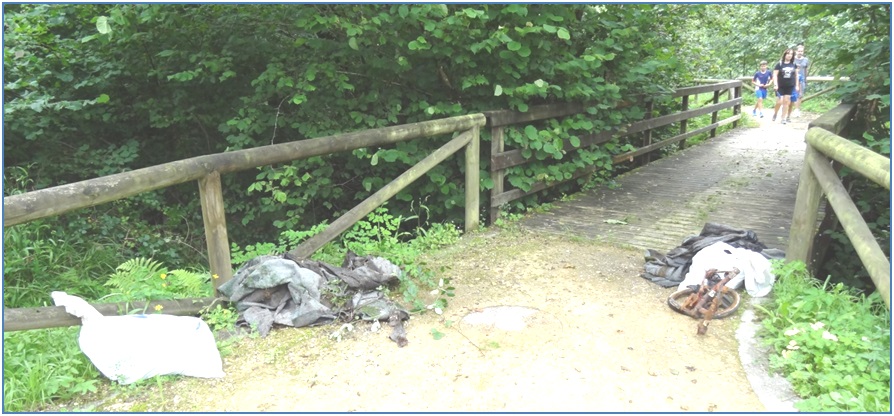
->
[[51, 291, 225, 385], [676, 242, 776, 297]]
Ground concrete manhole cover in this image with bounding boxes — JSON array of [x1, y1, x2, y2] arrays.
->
[[459, 306, 562, 348]]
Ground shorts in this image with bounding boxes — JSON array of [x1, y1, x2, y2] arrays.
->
[[791, 89, 799, 102], [755, 89, 767, 99], [776, 85, 794, 96]]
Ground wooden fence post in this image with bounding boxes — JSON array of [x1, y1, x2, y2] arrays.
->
[[640, 100, 654, 165], [787, 146, 824, 266], [710, 90, 720, 138], [465, 126, 480, 232], [732, 86, 741, 128], [489, 126, 505, 225], [680, 95, 689, 150], [198, 172, 233, 292]]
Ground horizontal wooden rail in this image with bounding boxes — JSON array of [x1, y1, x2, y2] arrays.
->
[[4, 114, 486, 227], [674, 80, 740, 97], [806, 150, 890, 308], [4, 297, 224, 332], [807, 129, 890, 190], [612, 116, 740, 164], [487, 81, 742, 222]]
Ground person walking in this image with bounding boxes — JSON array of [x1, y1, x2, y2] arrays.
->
[[752, 60, 772, 118], [792, 43, 809, 118], [771, 48, 799, 125]]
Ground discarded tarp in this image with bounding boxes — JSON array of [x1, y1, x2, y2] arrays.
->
[[676, 241, 777, 297], [218, 251, 410, 346], [641, 223, 785, 288]]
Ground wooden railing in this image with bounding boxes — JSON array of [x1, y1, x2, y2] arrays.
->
[[486, 80, 742, 223], [734, 76, 849, 103], [787, 103, 891, 308], [3, 115, 485, 331], [3, 80, 749, 331]]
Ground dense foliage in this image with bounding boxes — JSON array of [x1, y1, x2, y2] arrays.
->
[[3, 4, 689, 271]]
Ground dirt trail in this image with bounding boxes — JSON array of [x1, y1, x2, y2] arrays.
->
[[71, 229, 779, 412]]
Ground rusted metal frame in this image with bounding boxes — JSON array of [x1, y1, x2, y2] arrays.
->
[[287, 129, 478, 259], [806, 151, 891, 308], [612, 116, 740, 164], [4, 297, 224, 332]]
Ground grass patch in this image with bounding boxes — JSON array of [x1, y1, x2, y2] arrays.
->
[[755, 260, 890, 412]]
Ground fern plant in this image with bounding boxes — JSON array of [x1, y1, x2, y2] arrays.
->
[[102, 257, 213, 303]]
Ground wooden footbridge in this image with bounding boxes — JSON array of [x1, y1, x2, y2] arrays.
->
[[521, 113, 811, 252], [4, 80, 890, 331]]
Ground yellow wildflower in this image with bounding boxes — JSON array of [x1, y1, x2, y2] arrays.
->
[[212, 274, 220, 280], [160, 273, 167, 280], [162, 283, 168, 288], [154, 304, 163, 312]]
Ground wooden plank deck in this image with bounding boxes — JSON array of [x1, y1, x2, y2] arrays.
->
[[521, 114, 816, 252]]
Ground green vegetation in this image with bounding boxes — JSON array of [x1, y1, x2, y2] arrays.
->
[[756, 260, 890, 412], [3, 207, 462, 412], [2, 3, 889, 413]]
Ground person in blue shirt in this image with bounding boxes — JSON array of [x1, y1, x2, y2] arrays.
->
[[751, 60, 772, 118]]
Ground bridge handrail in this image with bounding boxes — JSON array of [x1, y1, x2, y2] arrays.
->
[[787, 103, 891, 308], [3, 115, 485, 331], [485, 80, 743, 223]]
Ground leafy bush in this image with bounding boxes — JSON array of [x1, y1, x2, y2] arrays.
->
[[755, 260, 890, 412], [3, 328, 100, 412]]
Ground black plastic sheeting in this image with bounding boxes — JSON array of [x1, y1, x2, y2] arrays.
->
[[218, 251, 410, 346]]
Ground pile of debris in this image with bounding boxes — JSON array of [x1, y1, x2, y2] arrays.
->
[[218, 251, 410, 347], [641, 223, 785, 297]]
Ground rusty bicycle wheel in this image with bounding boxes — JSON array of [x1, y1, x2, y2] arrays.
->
[[667, 287, 741, 319]]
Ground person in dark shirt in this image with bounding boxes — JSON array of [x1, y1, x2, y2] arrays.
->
[[771, 48, 800, 125]]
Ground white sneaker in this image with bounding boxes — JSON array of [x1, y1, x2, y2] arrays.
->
[[793, 109, 801, 118]]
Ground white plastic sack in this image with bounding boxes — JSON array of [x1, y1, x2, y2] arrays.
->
[[676, 242, 776, 297], [51, 291, 225, 385]]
